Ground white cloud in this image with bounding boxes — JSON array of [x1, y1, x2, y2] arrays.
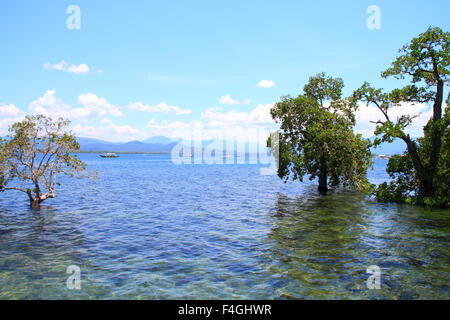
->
[[201, 103, 275, 127], [43, 61, 65, 71], [67, 64, 89, 74], [72, 101, 434, 143], [77, 93, 122, 117], [27, 90, 122, 120], [73, 122, 147, 142], [256, 80, 275, 88], [142, 103, 276, 143], [44, 61, 90, 74], [355, 102, 434, 138], [218, 94, 250, 105], [218, 94, 239, 105], [127, 102, 191, 115], [2, 91, 278, 143], [145, 118, 273, 144], [146, 118, 203, 137], [0, 103, 26, 134], [0, 103, 24, 118], [28, 90, 75, 118]]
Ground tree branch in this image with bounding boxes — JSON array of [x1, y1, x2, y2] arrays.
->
[[0, 186, 29, 193]]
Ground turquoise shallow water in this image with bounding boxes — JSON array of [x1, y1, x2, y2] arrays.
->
[[0, 154, 448, 299]]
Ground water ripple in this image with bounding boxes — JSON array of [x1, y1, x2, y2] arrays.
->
[[0, 154, 448, 299]]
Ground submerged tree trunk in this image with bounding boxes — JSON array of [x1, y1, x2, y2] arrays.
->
[[30, 198, 41, 209], [28, 188, 54, 209], [318, 157, 328, 193]]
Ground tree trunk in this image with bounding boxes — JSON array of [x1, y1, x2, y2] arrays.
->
[[402, 79, 444, 198], [403, 137, 432, 197], [318, 158, 328, 193], [30, 198, 41, 209], [433, 79, 444, 121], [428, 79, 444, 194]]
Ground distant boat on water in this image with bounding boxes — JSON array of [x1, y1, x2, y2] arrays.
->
[[100, 153, 119, 158]]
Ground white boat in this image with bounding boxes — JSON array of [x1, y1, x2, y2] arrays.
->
[[100, 153, 119, 158]]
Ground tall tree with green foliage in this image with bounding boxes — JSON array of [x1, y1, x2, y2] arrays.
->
[[352, 27, 449, 206], [269, 73, 372, 193], [0, 115, 94, 209]]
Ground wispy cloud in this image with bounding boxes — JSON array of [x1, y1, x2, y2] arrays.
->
[[127, 102, 191, 115], [44, 61, 90, 74]]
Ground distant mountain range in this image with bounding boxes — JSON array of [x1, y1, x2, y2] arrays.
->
[[77, 136, 268, 154], [77, 135, 409, 155], [77, 137, 179, 153]]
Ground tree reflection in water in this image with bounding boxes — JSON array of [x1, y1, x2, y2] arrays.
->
[[265, 189, 450, 299]]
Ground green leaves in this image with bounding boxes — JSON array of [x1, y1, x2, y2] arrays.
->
[[271, 73, 373, 191], [303, 72, 344, 106], [389, 85, 434, 104], [381, 26, 449, 85], [354, 26, 449, 207], [0, 115, 94, 207]]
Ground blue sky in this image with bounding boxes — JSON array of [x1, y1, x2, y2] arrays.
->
[[0, 0, 449, 141]]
